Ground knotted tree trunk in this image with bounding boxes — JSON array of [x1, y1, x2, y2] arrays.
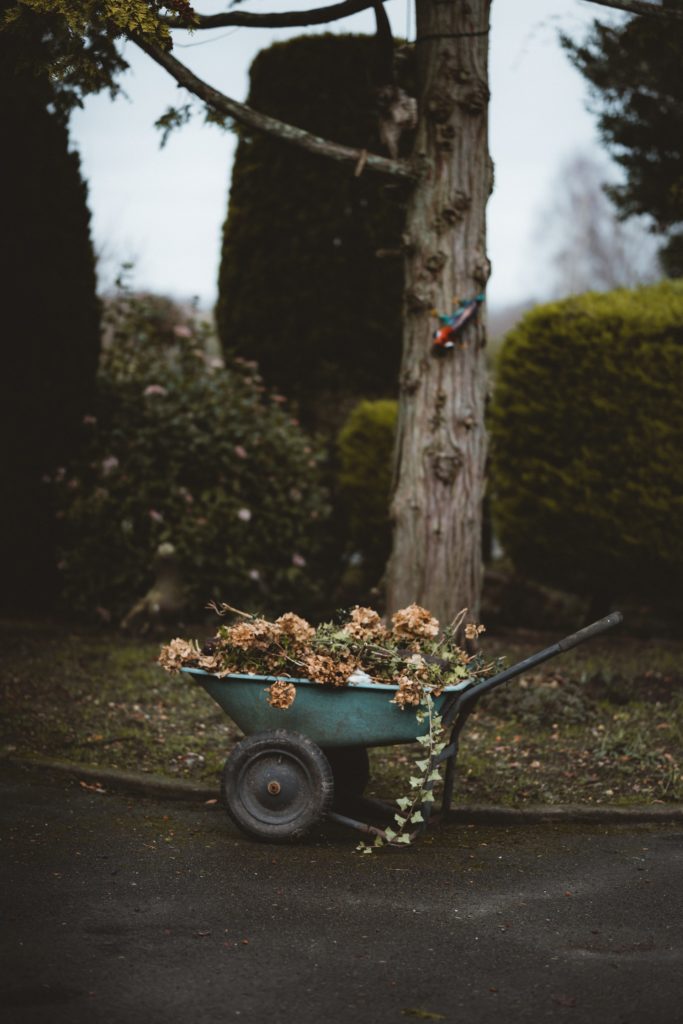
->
[[386, 0, 492, 624]]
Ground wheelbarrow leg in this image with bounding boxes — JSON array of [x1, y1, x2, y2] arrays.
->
[[440, 707, 474, 817]]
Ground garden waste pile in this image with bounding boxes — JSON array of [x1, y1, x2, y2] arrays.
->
[[159, 603, 500, 708]]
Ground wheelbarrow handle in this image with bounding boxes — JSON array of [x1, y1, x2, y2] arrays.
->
[[448, 611, 624, 715], [556, 611, 624, 652]]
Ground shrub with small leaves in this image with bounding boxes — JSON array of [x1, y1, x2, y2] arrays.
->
[[53, 286, 330, 620], [490, 280, 683, 608]]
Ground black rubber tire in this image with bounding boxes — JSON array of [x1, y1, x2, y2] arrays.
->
[[323, 746, 370, 800], [221, 730, 334, 843]]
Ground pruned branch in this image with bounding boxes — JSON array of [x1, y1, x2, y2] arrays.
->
[[584, 0, 683, 20], [131, 34, 416, 180], [160, 0, 387, 30]]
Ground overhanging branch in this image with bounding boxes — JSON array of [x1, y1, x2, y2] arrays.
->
[[160, 0, 386, 30], [131, 35, 416, 181], [584, 0, 683, 20]]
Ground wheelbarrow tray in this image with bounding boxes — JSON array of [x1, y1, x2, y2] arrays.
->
[[182, 668, 472, 748]]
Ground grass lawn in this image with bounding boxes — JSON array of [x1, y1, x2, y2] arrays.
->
[[1, 619, 681, 807]]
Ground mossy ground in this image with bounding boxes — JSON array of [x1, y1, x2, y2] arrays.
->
[[1, 620, 681, 806]]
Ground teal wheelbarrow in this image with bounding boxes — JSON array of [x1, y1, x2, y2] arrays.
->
[[182, 612, 623, 843]]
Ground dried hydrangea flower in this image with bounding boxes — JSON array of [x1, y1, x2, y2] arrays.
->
[[266, 680, 297, 709], [464, 623, 486, 640], [391, 675, 423, 708], [275, 612, 315, 646], [391, 604, 440, 641], [158, 637, 200, 673], [303, 653, 359, 687], [343, 606, 386, 640], [228, 618, 276, 650]]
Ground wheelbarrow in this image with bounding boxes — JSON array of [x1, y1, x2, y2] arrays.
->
[[181, 612, 623, 843]]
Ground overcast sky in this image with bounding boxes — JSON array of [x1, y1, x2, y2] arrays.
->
[[70, 0, 621, 309]]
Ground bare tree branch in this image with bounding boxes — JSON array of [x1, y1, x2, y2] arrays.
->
[[584, 0, 683, 20], [160, 0, 386, 30], [131, 35, 416, 181]]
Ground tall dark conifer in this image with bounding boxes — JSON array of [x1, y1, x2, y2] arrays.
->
[[0, 5, 101, 610], [563, 3, 683, 275], [217, 34, 411, 432]]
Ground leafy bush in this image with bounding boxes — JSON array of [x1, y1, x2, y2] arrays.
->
[[53, 288, 330, 620], [337, 399, 397, 593], [489, 280, 683, 608]]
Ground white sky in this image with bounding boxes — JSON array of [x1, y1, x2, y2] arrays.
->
[[70, 0, 620, 309]]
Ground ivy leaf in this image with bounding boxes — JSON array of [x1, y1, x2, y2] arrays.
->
[[395, 834, 412, 844], [384, 827, 397, 841], [396, 796, 411, 811], [409, 776, 422, 789], [415, 758, 430, 772], [428, 770, 441, 782], [410, 811, 424, 824], [422, 790, 435, 802], [394, 815, 407, 828]]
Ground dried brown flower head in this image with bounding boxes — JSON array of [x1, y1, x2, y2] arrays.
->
[[464, 622, 486, 641], [391, 675, 423, 708], [343, 606, 387, 640], [266, 680, 297, 709], [275, 612, 315, 646], [391, 604, 440, 641], [228, 618, 276, 651], [158, 637, 200, 673], [303, 653, 359, 687]]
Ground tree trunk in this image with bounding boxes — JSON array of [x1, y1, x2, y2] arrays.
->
[[386, 0, 492, 624]]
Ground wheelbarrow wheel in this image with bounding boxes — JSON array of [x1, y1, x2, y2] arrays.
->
[[222, 730, 334, 843], [323, 746, 370, 803]]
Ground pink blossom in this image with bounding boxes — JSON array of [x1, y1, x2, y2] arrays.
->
[[149, 509, 164, 524], [144, 384, 167, 397], [237, 508, 252, 522], [101, 456, 119, 476], [271, 394, 287, 404], [83, 414, 97, 426], [292, 553, 306, 568], [173, 324, 192, 338], [234, 445, 248, 460]]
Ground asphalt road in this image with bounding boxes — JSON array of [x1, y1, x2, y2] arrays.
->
[[1, 762, 682, 1024]]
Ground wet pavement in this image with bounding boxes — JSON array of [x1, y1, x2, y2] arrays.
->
[[1, 761, 681, 1024]]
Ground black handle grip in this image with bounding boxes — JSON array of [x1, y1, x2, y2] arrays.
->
[[556, 611, 623, 653]]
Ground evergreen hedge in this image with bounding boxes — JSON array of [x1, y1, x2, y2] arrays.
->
[[0, 9, 101, 610], [217, 34, 411, 431], [489, 280, 683, 607], [337, 399, 397, 592]]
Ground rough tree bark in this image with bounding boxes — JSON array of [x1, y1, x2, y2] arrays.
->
[[386, 0, 492, 624]]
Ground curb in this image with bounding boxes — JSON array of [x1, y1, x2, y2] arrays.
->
[[4, 754, 218, 802], [5, 754, 683, 824]]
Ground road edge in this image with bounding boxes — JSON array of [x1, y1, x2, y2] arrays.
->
[[4, 753, 683, 824]]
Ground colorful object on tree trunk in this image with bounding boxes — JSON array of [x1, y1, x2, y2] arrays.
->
[[432, 293, 485, 352]]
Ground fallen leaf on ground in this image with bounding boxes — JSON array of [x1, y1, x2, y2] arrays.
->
[[79, 780, 106, 794]]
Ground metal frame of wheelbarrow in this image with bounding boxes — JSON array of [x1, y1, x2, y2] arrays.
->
[[326, 612, 623, 843]]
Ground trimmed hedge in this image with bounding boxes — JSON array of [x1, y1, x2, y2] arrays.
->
[[337, 398, 397, 591], [0, 9, 101, 610], [217, 34, 411, 431], [489, 280, 683, 607]]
